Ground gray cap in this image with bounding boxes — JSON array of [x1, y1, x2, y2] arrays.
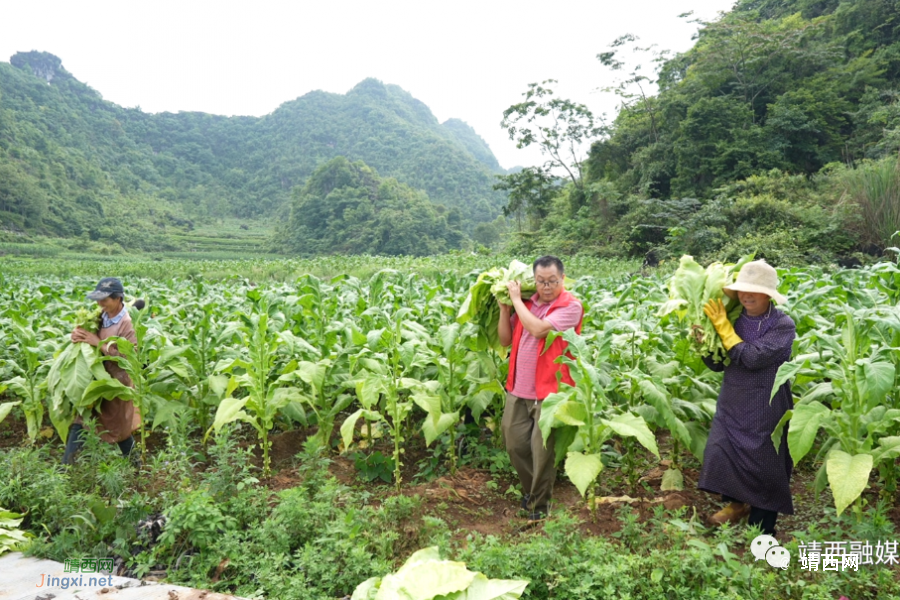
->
[[87, 277, 125, 301]]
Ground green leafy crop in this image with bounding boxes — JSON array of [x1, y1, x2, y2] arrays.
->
[[75, 306, 102, 334], [0, 508, 30, 556], [658, 254, 753, 362], [41, 306, 104, 443], [352, 546, 528, 600], [46, 340, 107, 443], [456, 260, 537, 357]]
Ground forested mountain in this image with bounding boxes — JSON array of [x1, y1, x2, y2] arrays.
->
[[0, 51, 505, 249], [237, 80, 505, 220], [590, 0, 900, 199], [441, 118, 501, 172], [509, 0, 900, 264], [276, 156, 465, 256]]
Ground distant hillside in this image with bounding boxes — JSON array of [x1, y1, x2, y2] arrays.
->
[[441, 118, 501, 172], [239, 79, 506, 220], [276, 156, 465, 256], [0, 52, 506, 249]]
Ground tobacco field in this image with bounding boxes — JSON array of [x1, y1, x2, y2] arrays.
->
[[1, 254, 900, 599]]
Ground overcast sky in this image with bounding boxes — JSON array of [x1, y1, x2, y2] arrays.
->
[[1, 0, 736, 170]]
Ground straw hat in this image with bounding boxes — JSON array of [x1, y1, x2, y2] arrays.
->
[[723, 260, 787, 304]]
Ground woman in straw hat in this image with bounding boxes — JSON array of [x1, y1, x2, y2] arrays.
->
[[697, 260, 796, 536]]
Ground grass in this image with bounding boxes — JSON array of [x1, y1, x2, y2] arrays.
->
[[166, 220, 275, 254], [0, 241, 62, 258], [0, 254, 645, 282], [0, 218, 278, 261], [839, 156, 900, 248], [2, 420, 896, 600]]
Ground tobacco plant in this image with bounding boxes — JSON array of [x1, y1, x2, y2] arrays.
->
[[539, 329, 661, 514], [771, 305, 900, 516], [207, 300, 305, 477]]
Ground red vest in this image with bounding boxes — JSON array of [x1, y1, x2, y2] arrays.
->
[[506, 290, 583, 400]]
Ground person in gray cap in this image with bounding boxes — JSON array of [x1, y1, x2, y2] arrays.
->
[[64, 278, 141, 465]]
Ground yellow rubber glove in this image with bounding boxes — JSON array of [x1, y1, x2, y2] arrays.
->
[[703, 298, 743, 351]]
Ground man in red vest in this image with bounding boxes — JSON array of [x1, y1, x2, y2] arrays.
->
[[498, 255, 583, 520]]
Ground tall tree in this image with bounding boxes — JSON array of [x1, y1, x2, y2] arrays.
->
[[492, 166, 558, 232], [501, 81, 604, 195]]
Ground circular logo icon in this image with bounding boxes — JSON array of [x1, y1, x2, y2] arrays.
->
[[765, 545, 790, 569], [750, 534, 779, 561]]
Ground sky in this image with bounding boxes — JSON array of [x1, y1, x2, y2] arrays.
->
[[0, 0, 737, 170]]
